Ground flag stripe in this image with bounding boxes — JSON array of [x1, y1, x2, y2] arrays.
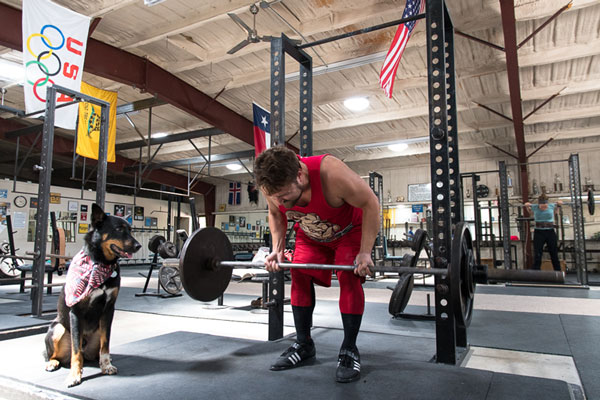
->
[[379, 0, 423, 98]]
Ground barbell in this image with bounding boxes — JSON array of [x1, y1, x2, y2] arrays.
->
[[178, 223, 565, 328]]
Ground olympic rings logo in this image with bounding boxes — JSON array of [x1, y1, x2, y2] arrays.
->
[[25, 24, 83, 103]]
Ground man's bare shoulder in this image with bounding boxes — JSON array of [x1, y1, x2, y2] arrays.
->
[[320, 155, 347, 178]]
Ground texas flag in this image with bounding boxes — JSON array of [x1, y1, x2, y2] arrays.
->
[[253, 103, 271, 158]]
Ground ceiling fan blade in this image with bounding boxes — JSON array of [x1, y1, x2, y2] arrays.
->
[[259, 35, 274, 42], [227, 39, 251, 54], [227, 13, 253, 34]]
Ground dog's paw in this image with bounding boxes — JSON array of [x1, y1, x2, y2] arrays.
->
[[66, 371, 82, 387], [45, 359, 60, 372], [100, 354, 117, 375], [101, 363, 118, 375]]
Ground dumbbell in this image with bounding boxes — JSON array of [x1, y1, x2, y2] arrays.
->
[[148, 235, 178, 259]]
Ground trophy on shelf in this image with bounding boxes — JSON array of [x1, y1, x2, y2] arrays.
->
[[507, 171, 514, 197], [532, 178, 540, 196], [553, 174, 563, 193]]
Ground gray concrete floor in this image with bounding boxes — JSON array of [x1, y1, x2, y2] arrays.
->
[[0, 268, 597, 399]]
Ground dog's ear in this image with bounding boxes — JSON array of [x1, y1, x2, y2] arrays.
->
[[91, 203, 107, 227]]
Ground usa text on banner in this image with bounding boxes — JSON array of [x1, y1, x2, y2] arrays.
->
[[22, 0, 90, 129], [253, 103, 271, 158], [379, 0, 424, 98], [76, 82, 117, 162]]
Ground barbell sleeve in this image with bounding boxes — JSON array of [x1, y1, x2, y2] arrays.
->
[[217, 260, 448, 276], [487, 268, 564, 283]]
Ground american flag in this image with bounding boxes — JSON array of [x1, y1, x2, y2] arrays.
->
[[229, 182, 241, 205], [379, 0, 425, 98]]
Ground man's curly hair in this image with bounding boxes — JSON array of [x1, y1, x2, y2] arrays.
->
[[254, 147, 300, 195]]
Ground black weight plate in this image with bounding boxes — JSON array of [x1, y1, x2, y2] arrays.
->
[[451, 222, 475, 328], [159, 265, 182, 295], [159, 241, 177, 258], [589, 188, 595, 215], [476, 184, 489, 198], [411, 229, 427, 253], [148, 235, 166, 253], [179, 227, 233, 302], [388, 273, 414, 316]]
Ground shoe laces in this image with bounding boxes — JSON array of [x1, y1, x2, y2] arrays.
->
[[282, 342, 305, 357], [338, 349, 359, 368]]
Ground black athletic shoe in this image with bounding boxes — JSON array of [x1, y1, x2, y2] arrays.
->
[[270, 341, 316, 371], [336, 348, 361, 383]]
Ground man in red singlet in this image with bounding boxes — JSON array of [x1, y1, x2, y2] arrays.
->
[[254, 146, 380, 383]]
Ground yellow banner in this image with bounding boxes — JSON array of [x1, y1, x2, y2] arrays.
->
[[76, 82, 117, 162]]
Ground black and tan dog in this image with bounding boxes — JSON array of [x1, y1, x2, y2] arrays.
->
[[44, 203, 141, 387]]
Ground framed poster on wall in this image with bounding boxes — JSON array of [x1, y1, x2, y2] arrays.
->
[[134, 206, 144, 221], [407, 183, 432, 203], [114, 204, 125, 217], [68, 201, 78, 212]]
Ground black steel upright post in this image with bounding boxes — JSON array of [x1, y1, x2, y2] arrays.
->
[[445, 7, 461, 227], [31, 85, 57, 316], [271, 37, 286, 147], [568, 154, 588, 284], [96, 101, 109, 208], [268, 34, 314, 341], [369, 172, 384, 267], [471, 174, 482, 266], [189, 197, 199, 232], [176, 196, 182, 251], [427, 0, 457, 364], [498, 161, 512, 269], [269, 36, 286, 341], [167, 191, 172, 242], [298, 51, 313, 157]]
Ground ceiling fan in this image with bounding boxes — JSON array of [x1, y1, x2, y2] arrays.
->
[[227, 4, 274, 55]]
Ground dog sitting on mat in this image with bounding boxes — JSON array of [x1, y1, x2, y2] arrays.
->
[[44, 203, 141, 387]]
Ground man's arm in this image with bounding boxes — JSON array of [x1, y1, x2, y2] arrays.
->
[[321, 156, 380, 276], [263, 193, 288, 271]]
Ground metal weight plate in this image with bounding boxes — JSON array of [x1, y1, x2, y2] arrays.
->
[[588, 188, 595, 215], [159, 264, 182, 295], [179, 227, 233, 302], [410, 230, 429, 268], [451, 222, 476, 328], [411, 229, 427, 253], [148, 235, 166, 253], [158, 241, 177, 258], [388, 273, 415, 316]]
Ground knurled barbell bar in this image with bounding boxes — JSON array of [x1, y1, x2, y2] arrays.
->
[[178, 224, 565, 328]]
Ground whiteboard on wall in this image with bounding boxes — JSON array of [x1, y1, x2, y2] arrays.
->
[[408, 183, 431, 202]]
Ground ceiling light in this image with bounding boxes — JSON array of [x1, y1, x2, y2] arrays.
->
[[144, 0, 167, 6], [0, 59, 24, 84], [226, 163, 243, 171], [153, 132, 168, 138], [355, 136, 429, 151], [344, 97, 369, 111], [388, 143, 408, 152]]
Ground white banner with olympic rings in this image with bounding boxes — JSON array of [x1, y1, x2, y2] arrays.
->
[[22, 0, 90, 129]]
